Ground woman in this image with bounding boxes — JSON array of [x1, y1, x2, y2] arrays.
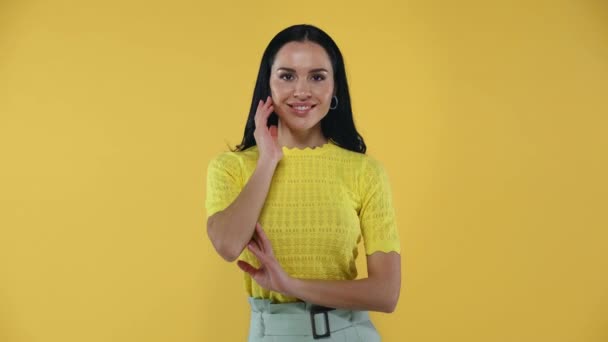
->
[[206, 24, 401, 341]]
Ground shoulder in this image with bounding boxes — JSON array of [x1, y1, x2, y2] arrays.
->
[[328, 142, 369, 166], [208, 145, 259, 167], [362, 154, 386, 174], [354, 153, 391, 194], [327, 144, 389, 184], [341, 149, 385, 177]]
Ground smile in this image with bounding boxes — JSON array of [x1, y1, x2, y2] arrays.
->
[[288, 104, 316, 115]]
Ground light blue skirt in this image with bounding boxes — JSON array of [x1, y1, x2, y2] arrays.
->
[[247, 297, 381, 341]]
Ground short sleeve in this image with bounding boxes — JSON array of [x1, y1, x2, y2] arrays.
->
[[205, 152, 243, 219], [358, 157, 401, 255]]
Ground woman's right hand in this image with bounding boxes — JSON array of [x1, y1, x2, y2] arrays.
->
[[254, 96, 283, 164]]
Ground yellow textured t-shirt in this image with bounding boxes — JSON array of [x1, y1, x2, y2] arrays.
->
[[205, 140, 400, 303]]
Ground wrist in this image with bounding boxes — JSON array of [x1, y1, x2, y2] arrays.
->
[[282, 276, 300, 298], [257, 157, 279, 169]]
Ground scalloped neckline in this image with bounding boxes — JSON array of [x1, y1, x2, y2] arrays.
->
[[281, 140, 334, 155]]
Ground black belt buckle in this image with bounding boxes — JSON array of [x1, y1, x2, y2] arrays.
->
[[310, 305, 336, 339]]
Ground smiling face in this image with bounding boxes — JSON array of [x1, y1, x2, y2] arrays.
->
[[269, 40, 335, 136]]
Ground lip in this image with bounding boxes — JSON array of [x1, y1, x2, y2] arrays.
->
[[288, 102, 316, 106], [288, 103, 316, 116]]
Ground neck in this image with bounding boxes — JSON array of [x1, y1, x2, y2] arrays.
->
[[277, 122, 328, 149]]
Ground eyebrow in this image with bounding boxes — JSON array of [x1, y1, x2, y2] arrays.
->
[[276, 67, 329, 73]]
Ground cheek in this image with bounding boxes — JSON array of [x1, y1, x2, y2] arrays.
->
[[316, 82, 334, 101], [269, 80, 289, 98], [317, 87, 334, 103]]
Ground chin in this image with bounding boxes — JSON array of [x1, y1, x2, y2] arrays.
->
[[284, 121, 317, 131], [277, 109, 325, 127], [279, 118, 319, 131]]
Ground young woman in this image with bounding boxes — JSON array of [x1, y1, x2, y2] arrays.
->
[[206, 24, 401, 341]]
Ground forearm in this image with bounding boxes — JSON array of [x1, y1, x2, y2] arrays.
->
[[207, 159, 277, 261], [286, 276, 398, 313]]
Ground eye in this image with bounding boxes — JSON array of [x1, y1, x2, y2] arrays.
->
[[279, 73, 294, 81], [312, 74, 326, 81]]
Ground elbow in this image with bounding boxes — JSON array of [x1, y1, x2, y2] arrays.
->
[[382, 296, 398, 313], [215, 242, 240, 262], [380, 294, 399, 313], [207, 214, 241, 262], [209, 234, 242, 263], [379, 286, 400, 313]]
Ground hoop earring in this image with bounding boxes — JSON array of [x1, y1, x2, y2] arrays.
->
[[329, 95, 338, 110]]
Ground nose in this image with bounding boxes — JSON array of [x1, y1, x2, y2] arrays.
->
[[293, 79, 311, 98]]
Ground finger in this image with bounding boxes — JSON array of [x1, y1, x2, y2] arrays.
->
[[255, 98, 273, 130], [253, 99, 265, 127], [264, 98, 273, 112], [256, 99, 263, 115], [264, 97, 273, 111], [254, 100, 264, 127], [262, 103, 274, 122], [256, 97, 270, 117], [239, 260, 266, 286], [255, 222, 274, 254], [237, 260, 258, 276], [254, 223, 265, 242], [252, 231, 265, 253], [251, 223, 264, 250], [253, 223, 267, 250], [251, 233, 264, 254], [247, 241, 268, 264], [263, 96, 272, 108]]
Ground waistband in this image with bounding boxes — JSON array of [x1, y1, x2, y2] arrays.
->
[[247, 297, 370, 338]]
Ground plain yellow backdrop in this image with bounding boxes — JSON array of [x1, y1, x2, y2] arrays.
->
[[1, 0, 607, 341]]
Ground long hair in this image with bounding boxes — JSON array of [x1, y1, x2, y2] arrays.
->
[[231, 24, 366, 154]]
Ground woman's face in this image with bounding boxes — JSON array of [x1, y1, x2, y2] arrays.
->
[[269, 41, 335, 133]]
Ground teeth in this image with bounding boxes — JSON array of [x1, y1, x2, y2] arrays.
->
[[294, 106, 310, 110]]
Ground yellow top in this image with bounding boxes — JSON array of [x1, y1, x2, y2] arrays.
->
[[205, 140, 400, 303]]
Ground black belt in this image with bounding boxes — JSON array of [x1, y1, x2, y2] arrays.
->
[[309, 305, 336, 339]]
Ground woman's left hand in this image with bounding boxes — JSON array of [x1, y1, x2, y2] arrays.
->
[[237, 222, 294, 297]]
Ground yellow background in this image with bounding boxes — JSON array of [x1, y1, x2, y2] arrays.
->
[[1, 0, 607, 341]]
